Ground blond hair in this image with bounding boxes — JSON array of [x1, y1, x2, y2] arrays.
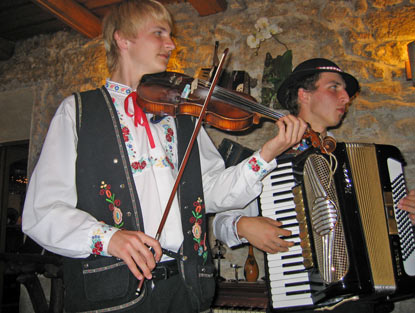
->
[[102, 0, 173, 74]]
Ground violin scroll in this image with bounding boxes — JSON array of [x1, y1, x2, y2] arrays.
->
[[303, 128, 336, 154]]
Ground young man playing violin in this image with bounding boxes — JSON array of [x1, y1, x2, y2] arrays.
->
[[213, 58, 415, 312], [21, 1, 307, 312]]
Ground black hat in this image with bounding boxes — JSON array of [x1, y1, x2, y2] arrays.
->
[[277, 58, 360, 107]]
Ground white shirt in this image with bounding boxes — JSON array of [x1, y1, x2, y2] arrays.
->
[[22, 80, 277, 259]]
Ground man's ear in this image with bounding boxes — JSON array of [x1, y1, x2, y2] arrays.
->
[[298, 88, 310, 105], [297, 88, 310, 116], [114, 31, 128, 50]]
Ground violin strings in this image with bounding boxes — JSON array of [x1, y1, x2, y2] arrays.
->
[[197, 80, 285, 121], [207, 83, 284, 119]]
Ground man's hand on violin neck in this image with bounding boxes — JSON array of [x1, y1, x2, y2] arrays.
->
[[260, 115, 307, 163], [107, 230, 162, 281]]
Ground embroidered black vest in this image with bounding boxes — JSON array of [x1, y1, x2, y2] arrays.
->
[[63, 87, 214, 312]]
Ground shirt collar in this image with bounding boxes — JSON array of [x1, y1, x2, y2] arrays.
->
[[105, 79, 133, 96]]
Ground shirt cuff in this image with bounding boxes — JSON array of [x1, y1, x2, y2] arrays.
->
[[89, 223, 119, 256], [232, 215, 248, 245], [245, 150, 277, 180]]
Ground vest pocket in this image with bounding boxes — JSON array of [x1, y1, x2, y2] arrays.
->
[[197, 263, 216, 309], [82, 257, 129, 302]]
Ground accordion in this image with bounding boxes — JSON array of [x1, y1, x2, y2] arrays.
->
[[259, 142, 415, 311]]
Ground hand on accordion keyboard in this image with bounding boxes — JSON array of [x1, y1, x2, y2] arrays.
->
[[236, 216, 295, 253], [399, 189, 415, 225]]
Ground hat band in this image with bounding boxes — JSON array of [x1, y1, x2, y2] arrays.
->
[[316, 66, 343, 72]]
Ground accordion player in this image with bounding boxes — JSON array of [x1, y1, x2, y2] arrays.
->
[[260, 141, 415, 311]]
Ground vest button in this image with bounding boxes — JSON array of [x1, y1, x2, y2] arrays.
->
[[84, 263, 89, 269], [126, 211, 131, 217], [184, 205, 189, 209], [113, 158, 119, 164], [120, 184, 125, 189], [187, 230, 192, 235]]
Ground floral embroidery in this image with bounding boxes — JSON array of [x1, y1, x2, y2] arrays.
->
[[247, 156, 267, 178], [100, 181, 124, 228], [122, 126, 130, 142], [164, 126, 174, 142], [161, 119, 175, 169], [90, 224, 113, 256], [189, 197, 208, 263], [131, 158, 149, 173], [106, 81, 132, 95], [107, 81, 178, 174]]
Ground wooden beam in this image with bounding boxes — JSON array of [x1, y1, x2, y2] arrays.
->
[[31, 0, 102, 38], [187, 0, 227, 16]]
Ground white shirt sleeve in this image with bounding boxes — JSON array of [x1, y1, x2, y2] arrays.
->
[[197, 128, 278, 246], [22, 96, 118, 258], [212, 199, 259, 247], [198, 128, 277, 213]]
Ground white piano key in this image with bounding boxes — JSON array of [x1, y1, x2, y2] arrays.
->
[[269, 270, 311, 283], [266, 248, 303, 261], [269, 275, 311, 288], [268, 264, 306, 275], [261, 186, 295, 198], [262, 174, 295, 186], [271, 296, 314, 308], [266, 167, 294, 176], [260, 201, 295, 210], [261, 210, 296, 219], [264, 193, 294, 202], [272, 292, 313, 303], [262, 175, 295, 186], [268, 256, 304, 266], [271, 284, 311, 296], [260, 204, 295, 212]]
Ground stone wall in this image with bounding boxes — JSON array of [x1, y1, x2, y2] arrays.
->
[[0, 0, 414, 309]]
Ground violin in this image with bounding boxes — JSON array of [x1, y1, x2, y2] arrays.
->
[[137, 71, 336, 153]]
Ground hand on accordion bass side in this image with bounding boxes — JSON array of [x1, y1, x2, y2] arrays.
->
[[236, 216, 295, 254], [399, 189, 415, 225]]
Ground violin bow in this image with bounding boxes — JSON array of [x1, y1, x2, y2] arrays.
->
[[136, 48, 229, 294]]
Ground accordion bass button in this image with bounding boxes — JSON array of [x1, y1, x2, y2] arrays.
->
[[300, 236, 311, 247], [303, 257, 314, 268], [296, 210, 306, 221], [298, 222, 308, 234], [293, 187, 303, 204]]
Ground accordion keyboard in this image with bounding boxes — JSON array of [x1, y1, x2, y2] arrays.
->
[[260, 161, 314, 309], [388, 158, 415, 276]]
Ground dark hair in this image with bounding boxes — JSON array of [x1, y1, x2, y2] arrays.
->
[[280, 72, 321, 115]]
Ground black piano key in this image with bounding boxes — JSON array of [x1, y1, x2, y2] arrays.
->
[[283, 261, 304, 268], [286, 289, 312, 296], [272, 190, 296, 198], [274, 208, 295, 215], [281, 253, 303, 260], [280, 234, 299, 240], [283, 269, 307, 276], [285, 281, 311, 287]]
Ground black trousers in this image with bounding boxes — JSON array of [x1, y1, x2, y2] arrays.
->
[[123, 274, 198, 313]]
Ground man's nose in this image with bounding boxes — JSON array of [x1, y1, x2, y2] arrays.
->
[[165, 36, 175, 51], [339, 88, 350, 104]]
